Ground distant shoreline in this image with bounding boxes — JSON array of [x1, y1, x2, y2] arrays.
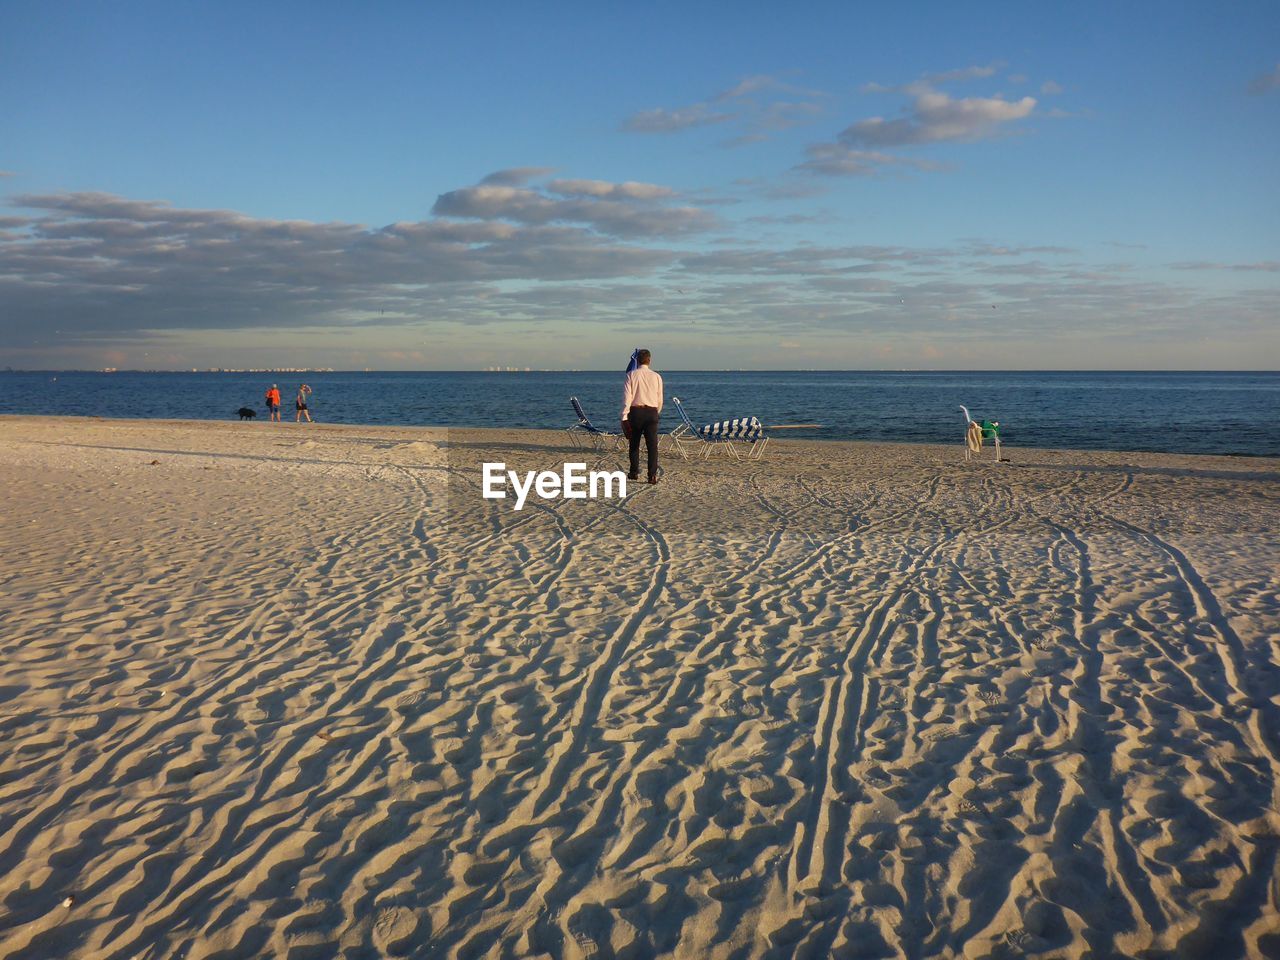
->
[[3, 368, 1278, 375]]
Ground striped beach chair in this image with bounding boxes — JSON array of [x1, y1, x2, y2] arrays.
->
[[669, 397, 769, 461], [566, 396, 622, 452]]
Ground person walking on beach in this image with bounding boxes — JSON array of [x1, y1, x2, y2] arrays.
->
[[622, 348, 663, 483], [265, 384, 282, 422], [295, 384, 313, 423]]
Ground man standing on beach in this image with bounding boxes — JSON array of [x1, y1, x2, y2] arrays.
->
[[622, 349, 663, 483], [265, 384, 282, 422]]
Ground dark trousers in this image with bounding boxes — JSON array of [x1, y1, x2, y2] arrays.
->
[[627, 406, 660, 479]]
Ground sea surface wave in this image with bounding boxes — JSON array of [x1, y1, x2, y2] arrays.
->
[[2, 370, 1277, 457]]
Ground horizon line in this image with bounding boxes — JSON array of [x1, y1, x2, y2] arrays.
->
[[2, 368, 1278, 375]]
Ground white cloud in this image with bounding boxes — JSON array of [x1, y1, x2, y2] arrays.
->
[[797, 143, 942, 177], [431, 185, 551, 219], [547, 179, 677, 200], [677, 243, 948, 276], [5, 159, 1270, 369], [715, 75, 777, 101], [432, 176, 716, 237], [624, 74, 827, 143], [802, 69, 1040, 176], [621, 104, 733, 133], [924, 63, 1002, 84], [862, 64, 1001, 94], [0, 188, 682, 347], [479, 167, 556, 186], [1040, 80, 1063, 95], [1171, 260, 1280, 272], [714, 74, 827, 102], [722, 101, 825, 148], [840, 87, 1036, 146], [756, 100, 824, 131], [962, 240, 1075, 256]]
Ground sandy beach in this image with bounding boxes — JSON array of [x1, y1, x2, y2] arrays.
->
[[1, 415, 1277, 959]]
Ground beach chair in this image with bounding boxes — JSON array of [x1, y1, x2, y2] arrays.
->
[[959, 405, 1001, 462], [669, 397, 769, 461], [566, 396, 622, 452]]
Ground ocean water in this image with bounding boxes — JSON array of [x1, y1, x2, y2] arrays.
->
[[1, 370, 1277, 457]]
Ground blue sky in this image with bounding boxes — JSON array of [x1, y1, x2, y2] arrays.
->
[[1, 0, 1276, 369]]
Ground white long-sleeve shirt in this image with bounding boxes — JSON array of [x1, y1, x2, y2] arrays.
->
[[621, 365, 664, 420]]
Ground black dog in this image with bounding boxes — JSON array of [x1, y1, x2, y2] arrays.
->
[[237, 407, 257, 420]]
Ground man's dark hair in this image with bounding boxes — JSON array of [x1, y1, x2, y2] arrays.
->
[[636, 349, 651, 365]]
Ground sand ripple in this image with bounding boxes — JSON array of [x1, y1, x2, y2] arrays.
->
[[1, 416, 1277, 958]]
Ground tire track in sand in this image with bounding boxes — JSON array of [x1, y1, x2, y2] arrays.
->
[[1043, 516, 1170, 946], [780, 468, 1035, 954], [1104, 512, 1280, 771], [787, 470, 959, 892]]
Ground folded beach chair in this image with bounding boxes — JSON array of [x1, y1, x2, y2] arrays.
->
[[669, 397, 769, 461], [567, 396, 622, 452], [959, 405, 1001, 462]]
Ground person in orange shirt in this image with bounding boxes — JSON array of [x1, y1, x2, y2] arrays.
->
[[265, 384, 282, 422]]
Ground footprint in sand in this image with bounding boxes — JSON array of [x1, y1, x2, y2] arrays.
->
[[372, 905, 421, 956], [708, 875, 754, 902], [1005, 927, 1034, 950], [864, 766, 891, 786], [922, 726, 957, 743], [565, 905, 610, 959], [394, 691, 427, 715]]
